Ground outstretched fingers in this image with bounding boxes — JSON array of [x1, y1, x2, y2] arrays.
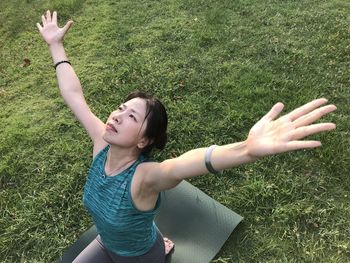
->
[[46, 10, 52, 23], [52, 11, 57, 24], [292, 123, 336, 140], [37, 10, 60, 33], [285, 122, 336, 151], [293, 104, 337, 128], [286, 140, 322, 151], [284, 98, 329, 122], [62, 20, 74, 35], [41, 15, 46, 27], [36, 22, 42, 31], [263, 102, 285, 121], [39, 10, 56, 28]]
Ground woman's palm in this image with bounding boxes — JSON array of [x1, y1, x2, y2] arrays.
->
[[40, 23, 65, 45]]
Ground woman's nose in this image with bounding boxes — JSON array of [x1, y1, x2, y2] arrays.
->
[[112, 114, 121, 123]]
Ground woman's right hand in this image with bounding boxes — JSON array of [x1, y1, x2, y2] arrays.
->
[[36, 10, 73, 46]]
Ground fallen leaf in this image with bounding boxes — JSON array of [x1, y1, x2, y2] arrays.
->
[[21, 58, 31, 67]]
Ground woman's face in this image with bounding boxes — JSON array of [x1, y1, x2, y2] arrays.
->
[[103, 97, 149, 150]]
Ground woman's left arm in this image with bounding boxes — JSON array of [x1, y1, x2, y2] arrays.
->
[[142, 98, 336, 192]]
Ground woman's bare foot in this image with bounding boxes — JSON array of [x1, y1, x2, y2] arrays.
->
[[164, 237, 174, 255]]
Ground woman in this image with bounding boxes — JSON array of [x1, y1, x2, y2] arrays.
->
[[37, 10, 336, 263]]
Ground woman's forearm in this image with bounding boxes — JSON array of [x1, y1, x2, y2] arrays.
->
[[211, 141, 258, 170], [49, 43, 86, 110], [170, 141, 257, 180]]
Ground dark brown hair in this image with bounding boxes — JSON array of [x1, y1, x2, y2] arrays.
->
[[125, 91, 168, 155]]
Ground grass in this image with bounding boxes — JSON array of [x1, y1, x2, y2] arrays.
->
[[0, 0, 349, 262]]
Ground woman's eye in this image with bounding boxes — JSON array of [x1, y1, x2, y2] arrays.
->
[[129, 114, 137, 121]]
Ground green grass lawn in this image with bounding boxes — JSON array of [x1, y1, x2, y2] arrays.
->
[[1, 0, 349, 262]]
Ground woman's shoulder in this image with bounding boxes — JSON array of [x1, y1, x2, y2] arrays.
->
[[136, 160, 160, 171], [133, 161, 161, 185]]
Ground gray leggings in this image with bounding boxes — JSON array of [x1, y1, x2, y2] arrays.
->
[[73, 230, 165, 263]]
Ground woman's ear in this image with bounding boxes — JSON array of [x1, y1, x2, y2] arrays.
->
[[137, 137, 153, 150]]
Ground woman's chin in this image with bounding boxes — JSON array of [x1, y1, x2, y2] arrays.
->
[[102, 132, 114, 144]]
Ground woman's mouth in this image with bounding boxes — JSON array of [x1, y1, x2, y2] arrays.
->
[[106, 123, 118, 133]]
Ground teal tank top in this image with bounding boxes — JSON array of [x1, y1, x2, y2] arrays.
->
[[83, 145, 161, 256]]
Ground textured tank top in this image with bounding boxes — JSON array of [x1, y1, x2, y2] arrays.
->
[[83, 145, 161, 256]]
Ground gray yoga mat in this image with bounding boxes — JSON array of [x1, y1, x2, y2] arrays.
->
[[56, 180, 243, 263]]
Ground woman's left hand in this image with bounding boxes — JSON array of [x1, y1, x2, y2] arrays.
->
[[246, 98, 336, 158]]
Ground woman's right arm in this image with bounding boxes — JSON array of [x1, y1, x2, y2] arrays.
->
[[37, 11, 107, 156]]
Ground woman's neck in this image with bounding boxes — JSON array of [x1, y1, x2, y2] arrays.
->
[[104, 144, 139, 176]]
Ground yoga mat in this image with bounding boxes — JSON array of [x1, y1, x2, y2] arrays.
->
[[56, 180, 243, 263]]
